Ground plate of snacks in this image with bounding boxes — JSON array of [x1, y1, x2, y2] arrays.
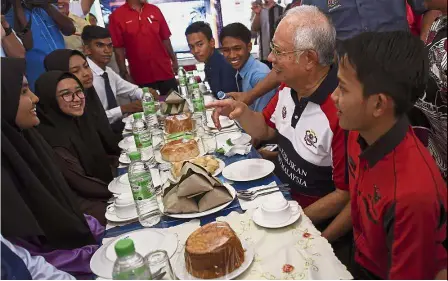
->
[[172, 156, 225, 178]]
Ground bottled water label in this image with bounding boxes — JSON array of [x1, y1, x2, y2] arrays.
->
[[130, 173, 153, 200], [143, 101, 156, 115], [134, 132, 152, 149], [193, 98, 205, 112]]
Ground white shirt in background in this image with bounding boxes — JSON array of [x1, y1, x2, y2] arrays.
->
[[87, 57, 143, 124], [69, 0, 86, 18], [0, 235, 76, 280]]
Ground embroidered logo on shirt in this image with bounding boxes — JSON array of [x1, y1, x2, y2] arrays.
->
[[373, 184, 381, 203], [150, 15, 154, 19], [304, 129, 317, 148], [282, 106, 287, 119]]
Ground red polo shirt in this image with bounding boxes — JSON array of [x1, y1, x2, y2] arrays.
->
[[108, 3, 174, 85], [348, 117, 447, 279]]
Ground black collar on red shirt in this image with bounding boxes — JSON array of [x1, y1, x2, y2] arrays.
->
[[290, 64, 338, 106], [289, 65, 338, 128], [358, 116, 410, 167]]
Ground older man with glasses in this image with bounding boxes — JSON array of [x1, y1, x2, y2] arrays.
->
[[207, 5, 350, 263]]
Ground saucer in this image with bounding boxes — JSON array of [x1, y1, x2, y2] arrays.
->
[[118, 154, 131, 164], [252, 206, 301, 229]]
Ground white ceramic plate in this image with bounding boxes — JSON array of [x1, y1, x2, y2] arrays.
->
[[216, 132, 251, 147], [154, 140, 206, 164], [252, 205, 301, 229], [90, 229, 178, 279], [118, 136, 136, 150], [206, 117, 235, 129], [105, 204, 138, 223], [173, 240, 254, 280], [107, 174, 131, 194], [222, 159, 275, 182], [157, 183, 236, 219]]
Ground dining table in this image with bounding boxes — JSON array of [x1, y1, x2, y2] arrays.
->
[[97, 95, 353, 280]]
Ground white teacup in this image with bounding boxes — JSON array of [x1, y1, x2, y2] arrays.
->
[[260, 197, 299, 225], [107, 193, 138, 219]]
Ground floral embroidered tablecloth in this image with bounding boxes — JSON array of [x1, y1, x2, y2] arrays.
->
[[213, 209, 353, 280]]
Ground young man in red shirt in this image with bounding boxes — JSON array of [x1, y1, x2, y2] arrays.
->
[[108, 0, 178, 95], [331, 31, 447, 279]]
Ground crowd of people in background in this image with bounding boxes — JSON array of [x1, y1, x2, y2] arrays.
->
[[0, 0, 447, 279]]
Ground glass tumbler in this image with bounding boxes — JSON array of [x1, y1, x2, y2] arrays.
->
[[144, 250, 175, 280], [201, 133, 217, 154]]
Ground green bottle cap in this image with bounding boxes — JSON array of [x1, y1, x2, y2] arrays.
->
[[142, 87, 149, 93], [114, 238, 136, 258], [128, 151, 141, 161], [133, 112, 143, 119], [192, 83, 199, 89]]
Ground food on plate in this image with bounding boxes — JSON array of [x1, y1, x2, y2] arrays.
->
[[163, 186, 199, 214], [172, 156, 220, 178], [198, 186, 233, 212], [164, 113, 193, 134], [177, 174, 214, 197], [160, 139, 199, 162], [185, 221, 245, 279]]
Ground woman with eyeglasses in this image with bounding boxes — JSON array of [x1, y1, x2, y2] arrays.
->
[[1, 58, 102, 278], [44, 49, 121, 157], [34, 70, 113, 226]]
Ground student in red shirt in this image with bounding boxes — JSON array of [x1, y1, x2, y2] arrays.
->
[[330, 31, 447, 279], [108, 0, 178, 95]]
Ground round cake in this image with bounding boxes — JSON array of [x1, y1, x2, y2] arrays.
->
[[185, 221, 245, 279], [165, 113, 193, 134], [160, 139, 200, 162]]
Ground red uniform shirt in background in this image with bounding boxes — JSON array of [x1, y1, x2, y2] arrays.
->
[[108, 3, 174, 85], [406, 2, 422, 36], [348, 117, 447, 279]]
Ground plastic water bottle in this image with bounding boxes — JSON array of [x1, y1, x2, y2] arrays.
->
[[192, 83, 206, 121], [178, 67, 188, 99], [112, 238, 152, 280], [217, 91, 230, 100], [141, 88, 158, 128], [132, 113, 154, 163], [128, 151, 161, 227]]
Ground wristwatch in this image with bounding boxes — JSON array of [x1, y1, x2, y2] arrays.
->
[[4, 26, 13, 37]]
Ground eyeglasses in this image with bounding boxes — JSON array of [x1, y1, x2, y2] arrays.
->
[[270, 42, 305, 57], [57, 89, 85, 102]]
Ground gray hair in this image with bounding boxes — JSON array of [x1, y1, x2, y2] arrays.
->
[[284, 5, 336, 66]]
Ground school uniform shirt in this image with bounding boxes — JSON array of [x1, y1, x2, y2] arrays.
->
[[204, 49, 238, 97], [238, 55, 276, 112], [1, 235, 75, 280], [348, 117, 447, 279], [108, 3, 174, 85], [88, 57, 143, 124], [262, 65, 348, 208], [301, 0, 426, 39], [63, 13, 89, 52]]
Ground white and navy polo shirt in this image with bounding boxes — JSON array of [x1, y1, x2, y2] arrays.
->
[[262, 65, 348, 207]]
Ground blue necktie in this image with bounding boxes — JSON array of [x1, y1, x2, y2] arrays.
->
[[101, 72, 118, 109]]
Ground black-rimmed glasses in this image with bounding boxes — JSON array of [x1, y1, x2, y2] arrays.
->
[[57, 89, 85, 102]]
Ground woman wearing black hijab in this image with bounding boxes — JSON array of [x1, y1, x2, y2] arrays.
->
[[34, 70, 114, 225], [44, 49, 121, 156], [1, 58, 102, 277]]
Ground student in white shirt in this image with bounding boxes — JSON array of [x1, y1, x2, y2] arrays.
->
[[81, 25, 143, 126]]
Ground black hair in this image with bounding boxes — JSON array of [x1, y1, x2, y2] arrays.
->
[[337, 31, 429, 116], [185, 21, 213, 41], [219, 23, 252, 45], [81, 25, 110, 45]]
